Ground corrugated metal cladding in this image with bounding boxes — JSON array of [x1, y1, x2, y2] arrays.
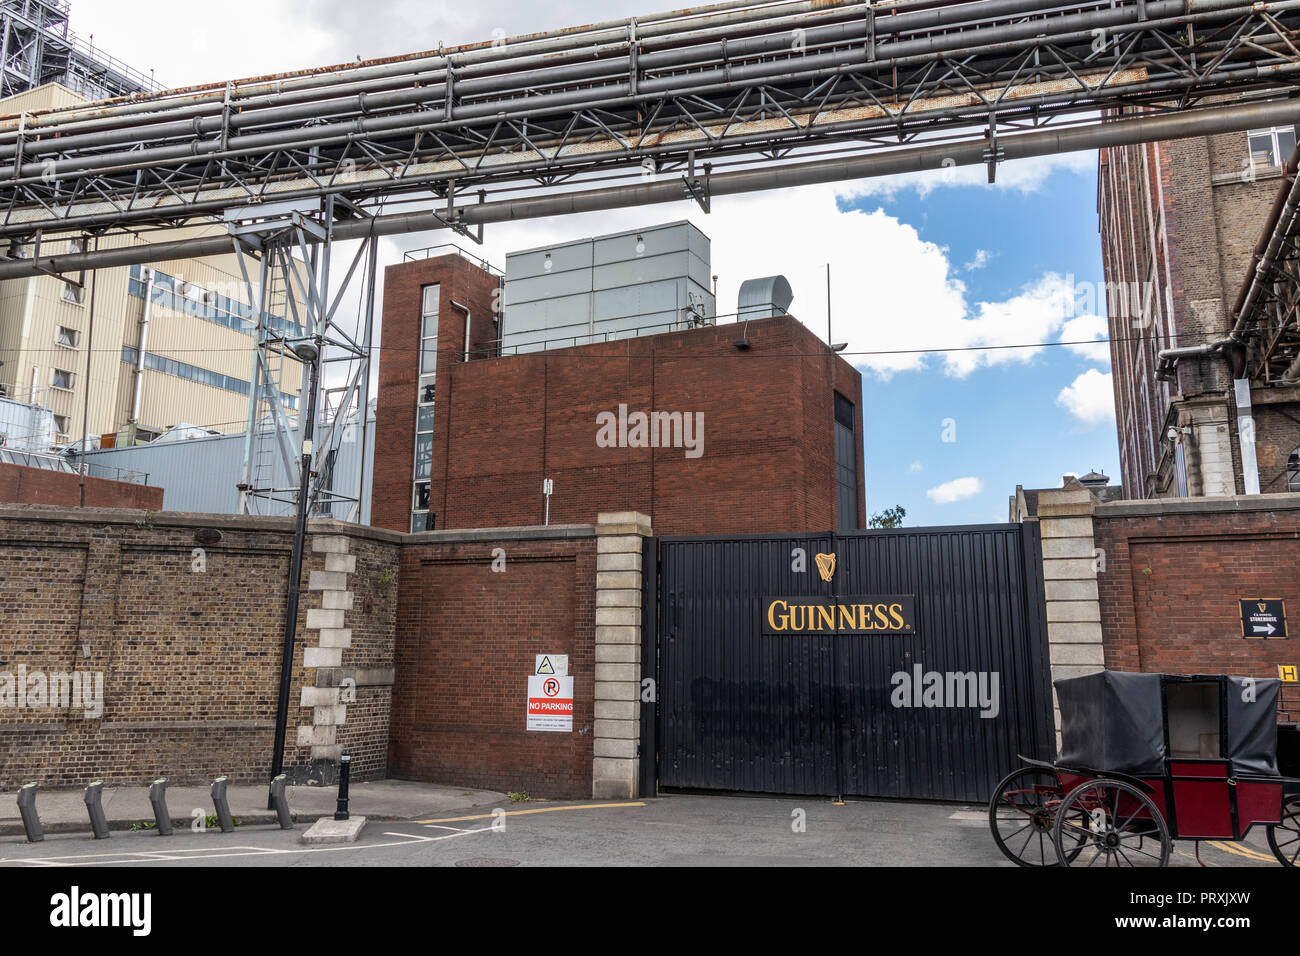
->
[[500, 220, 715, 353], [650, 524, 1054, 802]]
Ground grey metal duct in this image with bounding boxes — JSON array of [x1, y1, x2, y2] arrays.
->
[[738, 275, 794, 319]]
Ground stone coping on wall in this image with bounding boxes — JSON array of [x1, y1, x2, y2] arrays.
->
[[1096, 492, 1300, 518], [0, 503, 594, 545]]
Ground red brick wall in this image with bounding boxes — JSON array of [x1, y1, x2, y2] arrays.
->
[[1095, 502, 1300, 721], [374, 256, 866, 536], [374, 254, 500, 532], [388, 531, 597, 798], [0, 461, 163, 510]]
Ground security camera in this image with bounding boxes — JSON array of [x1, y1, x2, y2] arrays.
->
[[1166, 426, 1179, 442]]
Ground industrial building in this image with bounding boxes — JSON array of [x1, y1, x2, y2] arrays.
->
[[0, 84, 306, 453], [0, 0, 160, 100], [373, 227, 864, 537], [73, 406, 374, 522], [1098, 112, 1300, 499]]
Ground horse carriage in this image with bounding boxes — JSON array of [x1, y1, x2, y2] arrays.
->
[[988, 670, 1300, 866]]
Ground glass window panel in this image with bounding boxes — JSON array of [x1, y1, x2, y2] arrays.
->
[[422, 284, 440, 316], [414, 433, 433, 480], [1249, 132, 1275, 167], [1278, 127, 1296, 163], [417, 404, 435, 433], [421, 341, 437, 375]]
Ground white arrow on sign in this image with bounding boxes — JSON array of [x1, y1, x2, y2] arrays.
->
[[1252, 624, 1276, 635]]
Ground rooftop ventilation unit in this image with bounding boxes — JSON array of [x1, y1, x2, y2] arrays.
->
[[737, 275, 793, 320]]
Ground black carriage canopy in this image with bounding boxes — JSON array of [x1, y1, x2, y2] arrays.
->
[[1054, 670, 1281, 776]]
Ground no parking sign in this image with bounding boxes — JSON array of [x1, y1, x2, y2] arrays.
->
[[526, 674, 574, 732]]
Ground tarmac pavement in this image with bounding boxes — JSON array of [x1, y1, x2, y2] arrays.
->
[[0, 790, 1284, 866]]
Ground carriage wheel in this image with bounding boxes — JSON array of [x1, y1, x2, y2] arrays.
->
[[988, 767, 1086, 867], [1267, 795, 1300, 868], [1053, 778, 1170, 867]]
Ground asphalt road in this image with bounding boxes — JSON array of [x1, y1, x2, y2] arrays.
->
[[0, 793, 1284, 866]]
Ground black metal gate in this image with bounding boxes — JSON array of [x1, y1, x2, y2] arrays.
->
[[644, 524, 1054, 803]]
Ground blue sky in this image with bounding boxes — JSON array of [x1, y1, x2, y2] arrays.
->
[[851, 161, 1121, 527]]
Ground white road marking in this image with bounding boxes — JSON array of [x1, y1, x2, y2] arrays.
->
[[0, 826, 492, 866]]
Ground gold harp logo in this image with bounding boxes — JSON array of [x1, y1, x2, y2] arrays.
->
[[1259, 602, 1269, 613], [815, 553, 837, 582]]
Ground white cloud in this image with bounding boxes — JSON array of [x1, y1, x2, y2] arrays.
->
[[839, 151, 1097, 201], [1057, 369, 1116, 429], [926, 477, 984, 505], [1061, 313, 1111, 365], [908, 461, 923, 473], [964, 249, 993, 272]]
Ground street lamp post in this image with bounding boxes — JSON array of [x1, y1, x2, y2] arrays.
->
[[268, 336, 322, 807]]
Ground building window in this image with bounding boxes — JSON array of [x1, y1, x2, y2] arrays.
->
[[1288, 448, 1300, 492], [420, 284, 440, 376], [55, 326, 79, 348], [413, 284, 440, 529], [51, 368, 74, 390], [834, 392, 859, 530], [61, 280, 84, 304], [52, 414, 69, 437], [1248, 126, 1297, 170]]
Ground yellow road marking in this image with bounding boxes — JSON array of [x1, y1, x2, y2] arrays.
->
[[413, 801, 646, 824], [1206, 840, 1275, 863]]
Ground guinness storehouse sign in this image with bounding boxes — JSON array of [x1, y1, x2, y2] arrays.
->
[[762, 596, 917, 635]]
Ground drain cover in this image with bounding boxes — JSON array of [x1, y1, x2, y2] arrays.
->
[[454, 857, 520, 867]]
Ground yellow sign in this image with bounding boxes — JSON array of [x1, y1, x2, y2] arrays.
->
[[762, 596, 916, 634], [1280, 665, 1298, 683], [814, 552, 836, 582]]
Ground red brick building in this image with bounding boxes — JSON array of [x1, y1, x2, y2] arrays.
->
[[1098, 114, 1300, 500], [374, 253, 866, 536]]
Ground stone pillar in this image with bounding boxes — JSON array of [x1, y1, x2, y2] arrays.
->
[[592, 511, 652, 799], [1036, 489, 1104, 748], [296, 533, 356, 763]]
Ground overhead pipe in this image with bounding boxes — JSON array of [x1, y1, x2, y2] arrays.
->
[[0, 20, 1288, 202], [0, 0, 1275, 174], [1231, 142, 1300, 343], [0, 2, 1282, 179], [5, 54, 1296, 239], [0, 0, 1150, 156], [5, 97, 1298, 282], [0, 0, 1107, 139]]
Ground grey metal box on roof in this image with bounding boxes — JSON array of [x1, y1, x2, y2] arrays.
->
[[500, 220, 715, 355], [505, 239, 594, 281]]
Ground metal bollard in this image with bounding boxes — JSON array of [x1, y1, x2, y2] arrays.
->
[[148, 777, 172, 836], [269, 774, 294, 829], [16, 782, 43, 843], [334, 750, 351, 821], [84, 780, 110, 839], [210, 776, 235, 833]]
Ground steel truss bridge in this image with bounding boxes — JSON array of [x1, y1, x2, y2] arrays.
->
[[0, 0, 1299, 511]]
